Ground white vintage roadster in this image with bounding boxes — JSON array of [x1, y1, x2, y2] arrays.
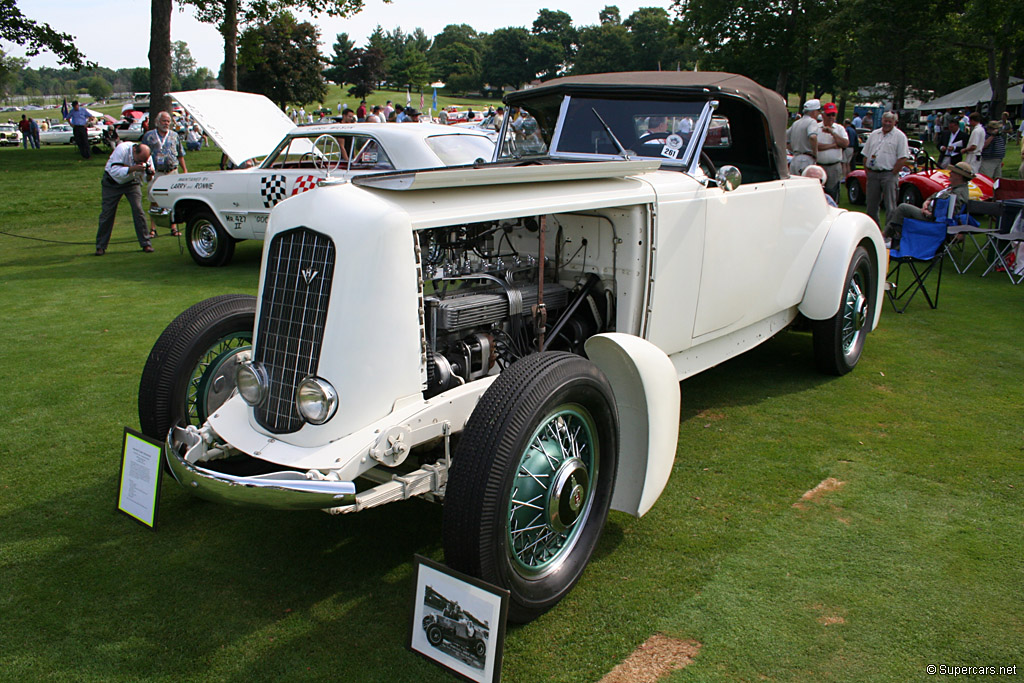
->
[[139, 72, 885, 623]]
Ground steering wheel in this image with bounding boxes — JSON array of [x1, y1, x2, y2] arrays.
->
[[638, 132, 670, 144], [300, 152, 315, 165], [699, 150, 717, 178]]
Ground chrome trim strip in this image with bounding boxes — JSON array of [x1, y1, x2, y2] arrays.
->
[[165, 426, 356, 510]]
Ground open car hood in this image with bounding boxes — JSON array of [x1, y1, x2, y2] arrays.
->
[[170, 89, 295, 166]]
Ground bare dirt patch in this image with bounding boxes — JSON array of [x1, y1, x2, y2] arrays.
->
[[600, 634, 702, 683], [810, 603, 847, 626], [792, 477, 845, 509]]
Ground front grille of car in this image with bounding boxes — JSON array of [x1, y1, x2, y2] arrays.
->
[[254, 227, 335, 433]]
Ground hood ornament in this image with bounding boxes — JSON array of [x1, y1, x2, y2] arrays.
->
[[301, 268, 319, 285]]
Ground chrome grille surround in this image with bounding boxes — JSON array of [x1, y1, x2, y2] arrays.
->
[[254, 227, 335, 433]]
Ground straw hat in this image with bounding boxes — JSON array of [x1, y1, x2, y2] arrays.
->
[[949, 161, 975, 180]]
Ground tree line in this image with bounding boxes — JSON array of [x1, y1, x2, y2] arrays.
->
[[2, 0, 1022, 115]]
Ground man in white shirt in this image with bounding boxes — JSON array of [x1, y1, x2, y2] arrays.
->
[[95, 141, 155, 255], [787, 99, 821, 176], [811, 102, 849, 202], [860, 112, 911, 227], [962, 112, 986, 174]]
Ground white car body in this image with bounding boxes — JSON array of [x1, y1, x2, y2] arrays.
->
[[148, 89, 495, 266], [0, 123, 21, 146], [145, 72, 885, 623]]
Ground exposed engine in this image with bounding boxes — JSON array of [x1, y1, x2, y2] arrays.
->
[[419, 217, 613, 398]]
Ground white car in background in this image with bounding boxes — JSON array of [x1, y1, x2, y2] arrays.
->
[[149, 89, 496, 266], [38, 122, 102, 145], [0, 123, 21, 146]]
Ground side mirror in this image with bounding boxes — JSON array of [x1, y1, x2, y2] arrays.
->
[[716, 165, 742, 192]]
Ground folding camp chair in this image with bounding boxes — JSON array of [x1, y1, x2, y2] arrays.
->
[[887, 198, 951, 313], [980, 210, 1024, 284], [944, 199, 995, 274]]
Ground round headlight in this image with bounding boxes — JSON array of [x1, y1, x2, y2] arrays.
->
[[235, 362, 267, 406], [295, 377, 338, 425]]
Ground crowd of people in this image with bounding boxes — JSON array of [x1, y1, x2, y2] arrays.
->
[[285, 99, 507, 130]]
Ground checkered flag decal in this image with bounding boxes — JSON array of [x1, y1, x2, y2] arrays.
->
[[260, 175, 288, 208], [291, 175, 322, 196]]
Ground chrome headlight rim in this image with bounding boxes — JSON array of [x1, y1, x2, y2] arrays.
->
[[295, 376, 338, 425], [235, 361, 268, 406]]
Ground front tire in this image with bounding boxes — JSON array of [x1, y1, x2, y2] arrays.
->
[[813, 246, 873, 376], [847, 178, 864, 204], [898, 184, 922, 207], [186, 210, 236, 267], [138, 295, 256, 440], [443, 353, 618, 623], [425, 624, 443, 647]]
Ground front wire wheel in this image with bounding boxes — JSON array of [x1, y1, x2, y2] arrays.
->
[[443, 352, 618, 623]]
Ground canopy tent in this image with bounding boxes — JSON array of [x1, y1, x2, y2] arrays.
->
[[919, 77, 1023, 111]]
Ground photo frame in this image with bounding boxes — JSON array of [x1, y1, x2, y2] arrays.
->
[[408, 555, 509, 683], [116, 427, 164, 529]]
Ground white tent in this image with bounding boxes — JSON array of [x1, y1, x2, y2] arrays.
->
[[919, 77, 1023, 110]]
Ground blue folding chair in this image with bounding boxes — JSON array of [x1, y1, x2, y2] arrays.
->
[[887, 197, 958, 313]]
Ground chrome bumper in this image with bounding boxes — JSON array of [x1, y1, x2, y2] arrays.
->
[[149, 206, 172, 228], [166, 426, 356, 510]]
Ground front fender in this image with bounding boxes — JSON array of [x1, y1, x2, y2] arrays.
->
[[584, 333, 679, 518], [799, 210, 885, 331]]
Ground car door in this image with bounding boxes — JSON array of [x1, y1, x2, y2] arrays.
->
[[246, 136, 326, 237]]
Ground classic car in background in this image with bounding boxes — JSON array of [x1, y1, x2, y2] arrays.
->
[[845, 146, 992, 206], [38, 123, 101, 145], [148, 89, 496, 266], [0, 123, 21, 146], [140, 72, 886, 624]]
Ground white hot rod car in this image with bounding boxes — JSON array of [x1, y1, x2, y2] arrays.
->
[[148, 90, 495, 267], [139, 72, 885, 623]]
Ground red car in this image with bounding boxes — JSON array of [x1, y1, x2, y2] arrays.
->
[[846, 157, 994, 206]]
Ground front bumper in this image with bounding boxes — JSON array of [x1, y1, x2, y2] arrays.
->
[[166, 425, 356, 510], [149, 206, 172, 228]]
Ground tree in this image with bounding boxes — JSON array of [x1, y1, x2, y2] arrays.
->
[[959, 0, 1024, 117], [131, 67, 151, 93], [599, 5, 621, 25], [345, 47, 385, 99], [149, 0, 173, 116], [392, 42, 431, 93], [182, 66, 215, 90], [481, 27, 535, 89], [532, 9, 577, 78], [0, 0, 91, 68], [87, 75, 112, 99], [185, 0, 382, 91], [324, 32, 355, 85], [0, 49, 27, 99], [430, 25, 482, 92], [171, 40, 197, 81], [572, 22, 631, 75], [623, 8, 678, 72], [237, 12, 326, 109]]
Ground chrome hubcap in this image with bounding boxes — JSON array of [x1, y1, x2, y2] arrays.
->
[[507, 406, 597, 576], [187, 336, 251, 425], [192, 220, 218, 258]]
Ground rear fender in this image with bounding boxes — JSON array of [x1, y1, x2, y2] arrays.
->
[[799, 211, 885, 331], [584, 333, 679, 518]]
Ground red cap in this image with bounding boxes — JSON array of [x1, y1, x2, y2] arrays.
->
[[823, 103, 838, 114]]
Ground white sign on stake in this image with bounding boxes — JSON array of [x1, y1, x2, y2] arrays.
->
[[117, 427, 164, 529]]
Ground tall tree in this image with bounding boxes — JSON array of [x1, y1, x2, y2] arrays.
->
[[599, 6, 621, 25], [149, 0, 173, 115], [623, 7, 678, 72], [237, 12, 326, 109], [430, 25, 482, 94], [0, 0, 91, 68], [959, 0, 1024, 117], [345, 47, 385, 99], [481, 27, 536, 89], [532, 9, 577, 77], [392, 42, 431, 93], [572, 21, 631, 75], [186, 0, 381, 90], [324, 32, 355, 85], [171, 40, 197, 81]]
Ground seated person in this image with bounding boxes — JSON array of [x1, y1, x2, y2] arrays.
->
[[639, 116, 670, 143], [884, 161, 973, 249], [185, 125, 206, 151], [803, 165, 839, 207]]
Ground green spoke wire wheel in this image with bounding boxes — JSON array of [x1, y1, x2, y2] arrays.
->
[[444, 352, 618, 623], [139, 295, 256, 442], [507, 405, 598, 576]]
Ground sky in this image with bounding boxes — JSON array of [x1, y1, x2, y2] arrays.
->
[[6, 0, 676, 73]]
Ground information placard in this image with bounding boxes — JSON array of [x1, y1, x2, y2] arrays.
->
[[116, 427, 164, 529]]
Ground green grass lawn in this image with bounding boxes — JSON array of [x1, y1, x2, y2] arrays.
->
[[0, 144, 1021, 681]]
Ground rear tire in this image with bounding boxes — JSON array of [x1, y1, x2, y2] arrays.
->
[[847, 178, 864, 204], [443, 352, 618, 623], [898, 184, 922, 207], [186, 210, 236, 267], [138, 295, 256, 441], [813, 246, 873, 376]]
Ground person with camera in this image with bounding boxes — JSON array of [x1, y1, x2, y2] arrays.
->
[[95, 142, 155, 255], [142, 111, 188, 237]]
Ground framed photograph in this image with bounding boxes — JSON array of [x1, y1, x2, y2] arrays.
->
[[116, 427, 164, 529], [408, 555, 509, 683]]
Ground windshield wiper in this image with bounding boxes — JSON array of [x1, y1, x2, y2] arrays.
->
[[591, 108, 633, 161]]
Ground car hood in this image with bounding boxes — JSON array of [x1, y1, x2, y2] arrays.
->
[[170, 89, 295, 166]]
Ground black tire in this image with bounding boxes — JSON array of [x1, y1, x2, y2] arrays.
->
[[472, 639, 486, 658], [813, 246, 873, 376], [898, 184, 922, 207], [138, 295, 256, 441], [425, 624, 443, 647], [186, 210, 236, 267], [847, 178, 864, 205], [443, 352, 618, 623]]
